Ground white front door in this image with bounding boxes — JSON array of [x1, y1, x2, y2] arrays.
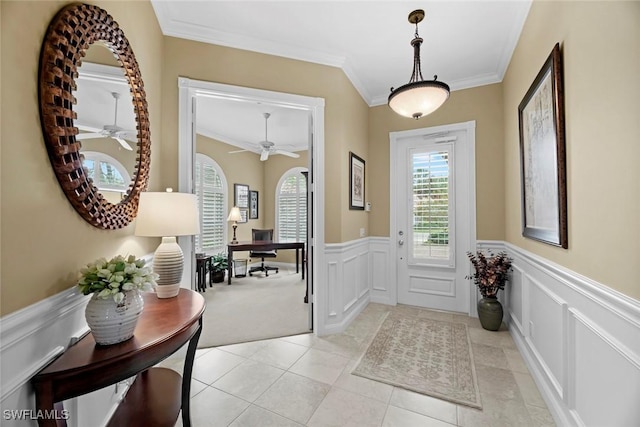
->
[[391, 121, 476, 313]]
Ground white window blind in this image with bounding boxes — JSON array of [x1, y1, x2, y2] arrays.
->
[[82, 151, 130, 193], [277, 169, 307, 243], [195, 154, 227, 253], [411, 148, 452, 262]]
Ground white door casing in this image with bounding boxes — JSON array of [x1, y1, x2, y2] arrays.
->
[[177, 77, 325, 333], [390, 121, 476, 313]]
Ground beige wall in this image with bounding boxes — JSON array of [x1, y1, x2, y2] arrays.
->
[[0, 1, 164, 315], [196, 134, 264, 243], [368, 83, 506, 240], [3, 1, 638, 316], [160, 36, 370, 244], [503, 1, 640, 299], [197, 133, 308, 264]]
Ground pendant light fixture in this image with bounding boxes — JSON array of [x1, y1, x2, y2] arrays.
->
[[388, 9, 450, 119]]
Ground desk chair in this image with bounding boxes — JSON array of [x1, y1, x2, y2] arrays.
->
[[248, 229, 279, 277]]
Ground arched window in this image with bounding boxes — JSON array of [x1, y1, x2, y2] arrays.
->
[[195, 154, 228, 253], [82, 151, 130, 204], [276, 167, 307, 243]]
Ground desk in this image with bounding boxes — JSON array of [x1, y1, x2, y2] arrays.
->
[[227, 241, 304, 285], [33, 290, 205, 427]]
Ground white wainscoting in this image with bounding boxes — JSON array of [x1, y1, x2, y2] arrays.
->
[[319, 238, 373, 335], [476, 240, 640, 427], [0, 257, 150, 427], [4, 241, 638, 426]]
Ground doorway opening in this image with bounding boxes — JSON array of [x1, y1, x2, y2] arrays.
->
[[178, 78, 325, 345]]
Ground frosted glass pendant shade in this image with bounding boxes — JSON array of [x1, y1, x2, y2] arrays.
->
[[388, 80, 450, 119]]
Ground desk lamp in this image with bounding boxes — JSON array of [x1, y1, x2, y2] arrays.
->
[[135, 189, 199, 298], [227, 207, 242, 244]]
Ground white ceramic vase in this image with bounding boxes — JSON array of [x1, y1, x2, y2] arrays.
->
[[85, 290, 144, 345]]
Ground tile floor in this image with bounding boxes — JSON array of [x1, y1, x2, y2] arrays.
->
[[161, 303, 556, 427]]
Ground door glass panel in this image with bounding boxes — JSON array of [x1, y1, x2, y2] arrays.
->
[[410, 147, 453, 265]]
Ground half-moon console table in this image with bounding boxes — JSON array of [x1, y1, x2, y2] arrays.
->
[[32, 289, 205, 427]]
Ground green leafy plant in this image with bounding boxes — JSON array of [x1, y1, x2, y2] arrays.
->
[[77, 255, 157, 303], [466, 251, 513, 298], [211, 253, 228, 273]]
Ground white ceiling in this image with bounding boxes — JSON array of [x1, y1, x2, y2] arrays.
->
[[76, 1, 532, 156]]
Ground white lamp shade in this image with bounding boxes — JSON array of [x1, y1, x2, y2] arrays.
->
[[135, 191, 200, 237], [388, 82, 450, 119], [227, 206, 242, 222]]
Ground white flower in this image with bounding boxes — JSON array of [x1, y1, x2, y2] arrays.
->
[[113, 292, 125, 304], [97, 289, 111, 298]]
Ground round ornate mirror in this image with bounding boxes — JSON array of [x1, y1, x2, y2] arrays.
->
[[39, 3, 151, 229]]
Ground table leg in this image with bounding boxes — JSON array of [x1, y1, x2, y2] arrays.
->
[[227, 251, 232, 285], [296, 248, 299, 274], [181, 318, 202, 427], [302, 246, 305, 280]]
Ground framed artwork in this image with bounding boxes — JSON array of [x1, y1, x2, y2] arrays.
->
[[234, 183, 249, 208], [249, 190, 259, 219], [349, 152, 365, 210], [518, 43, 567, 248], [238, 209, 248, 223]]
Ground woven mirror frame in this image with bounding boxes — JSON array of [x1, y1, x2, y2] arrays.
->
[[39, 3, 151, 229]]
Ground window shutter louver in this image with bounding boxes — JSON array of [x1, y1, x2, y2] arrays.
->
[[412, 150, 451, 261], [195, 155, 227, 253], [277, 171, 307, 243]]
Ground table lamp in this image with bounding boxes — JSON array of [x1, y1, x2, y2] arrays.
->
[[227, 207, 242, 244], [135, 189, 200, 298]]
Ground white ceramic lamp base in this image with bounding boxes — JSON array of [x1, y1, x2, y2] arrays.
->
[[153, 236, 184, 298]]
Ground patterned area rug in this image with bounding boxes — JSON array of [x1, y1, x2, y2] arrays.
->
[[352, 313, 482, 409]]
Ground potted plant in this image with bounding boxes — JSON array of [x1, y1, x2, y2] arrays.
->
[[77, 255, 157, 345], [210, 253, 228, 283], [466, 250, 513, 331]]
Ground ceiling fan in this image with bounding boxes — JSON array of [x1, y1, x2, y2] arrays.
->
[[75, 92, 135, 151], [230, 113, 300, 161]]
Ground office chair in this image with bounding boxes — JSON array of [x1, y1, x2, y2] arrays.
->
[[248, 229, 279, 277]]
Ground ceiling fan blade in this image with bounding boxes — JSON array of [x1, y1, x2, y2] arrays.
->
[[76, 124, 103, 133], [260, 150, 269, 161], [274, 150, 300, 159], [229, 149, 249, 154], [76, 133, 105, 140], [114, 137, 133, 151]]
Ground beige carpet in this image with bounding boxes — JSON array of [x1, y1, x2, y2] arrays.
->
[[198, 267, 310, 348], [352, 313, 482, 409]]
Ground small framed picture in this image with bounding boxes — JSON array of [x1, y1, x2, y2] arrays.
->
[[238, 209, 248, 223], [349, 152, 365, 210], [234, 183, 249, 208], [249, 190, 259, 219]]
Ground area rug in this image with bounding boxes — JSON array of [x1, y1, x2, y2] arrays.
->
[[197, 268, 310, 348], [352, 313, 482, 409]]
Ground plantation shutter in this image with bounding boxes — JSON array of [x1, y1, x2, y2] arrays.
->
[[410, 148, 452, 263], [277, 171, 307, 243], [195, 154, 226, 253]]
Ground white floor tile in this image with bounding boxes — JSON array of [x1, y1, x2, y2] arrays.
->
[[229, 405, 303, 427], [288, 348, 350, 385], [212, 359, 284, 402], [249, 339, 309, 370], [187, 386, 250, 427], [254, 371, 330, 424], [191, 348, 245, 385], [383, 405, 457, 427], [307, 387, 387, 427], [389, 388, 457, 425]]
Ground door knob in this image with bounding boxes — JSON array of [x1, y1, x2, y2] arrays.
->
[[398, 239, 404, 246]]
